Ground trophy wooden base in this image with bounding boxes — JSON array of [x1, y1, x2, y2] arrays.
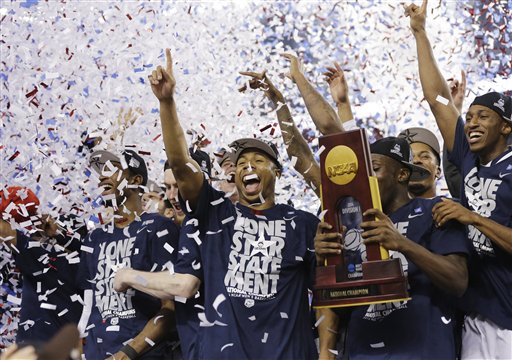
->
[[313, 258, 410, 308]]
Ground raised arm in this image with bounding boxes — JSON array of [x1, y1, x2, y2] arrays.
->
[[405, 0, 460, 151], [281, 53, 344, 135], [449, 70, 466, 114], [239, 70, 321, 195], [149, 49, 203, 209], [323, 62, 355, 130]]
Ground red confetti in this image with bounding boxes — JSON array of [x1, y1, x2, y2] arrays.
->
[[8, 151, 20, 161], [138, 151, 151, 156], [259, 124, 271, 132], [25, 87, 38, 98], [237, 110, 243, 117], [126, 14, 132, 20], [152, 134, 161, 142]]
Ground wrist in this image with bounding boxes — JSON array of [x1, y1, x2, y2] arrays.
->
[[159, 98, 175, 106], [120, 344, 139, 360]]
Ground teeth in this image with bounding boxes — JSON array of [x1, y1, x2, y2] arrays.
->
[[469, 132, 483, 139], [244, 174, 259, 182]]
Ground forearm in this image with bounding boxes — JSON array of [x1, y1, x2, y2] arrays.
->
[[400, 240, 467, 296], [159, 99, 203, 205], [472, 214, 512, 255], [294, 74, 343, 135], [316, 308, 339, 360], [336, 102, 354, 127], [123, 270, 200, 299], [276, 104, 321, 196], [124, 300, 175, 357], [414, 30, 458, 150]]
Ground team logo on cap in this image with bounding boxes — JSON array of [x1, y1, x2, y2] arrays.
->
[[325, 145, 358, 185], [129, 157, 140, 168], [494, 98, 506, 112], [390, 144, 403, 158]]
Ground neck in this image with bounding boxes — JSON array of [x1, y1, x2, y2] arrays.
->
[[384, 190, 411, 214], [479, 142, 508, 164], [241, 196, 276, 211]]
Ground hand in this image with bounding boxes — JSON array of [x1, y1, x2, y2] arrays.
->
[[403, 0, 428, 33], [432, 198, 477, 227], [361, 209, 407, 251], [239, 70, 285, 105], [0, 344, 37, 360], [280, 53, 305, 83], [111, 107, 144, 141], [323, 62, 349, 104], [314, 222, 343, 264], [113, 268, 132, 293], [40, 214, 59, 238], [448, 70, 466, 113], [149, 48, 176, 102]]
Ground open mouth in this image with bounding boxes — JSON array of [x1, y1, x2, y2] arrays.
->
[[170, 200, 183, 214], [99, 182, 115, 195], [243, 173, 261, 195], [467, 131, 483, 144]]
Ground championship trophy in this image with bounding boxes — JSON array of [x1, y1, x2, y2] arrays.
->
[[313, 129, 409, 308]]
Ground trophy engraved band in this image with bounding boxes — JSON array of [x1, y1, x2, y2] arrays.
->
[[313, 129, 409, 308]]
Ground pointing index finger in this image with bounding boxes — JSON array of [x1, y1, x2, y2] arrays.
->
[[165, 48, 173, 73]]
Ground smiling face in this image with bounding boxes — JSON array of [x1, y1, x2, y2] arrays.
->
[[164, 168, 185, 225], [408, 142, 440, 198], [235, 149, 280, 210], [465, 105, 512, 163], [98, 162, 140, 208]]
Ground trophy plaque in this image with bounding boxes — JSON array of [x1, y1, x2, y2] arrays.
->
[[313, 129, 409, 308]]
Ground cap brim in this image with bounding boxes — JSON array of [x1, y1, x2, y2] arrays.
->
[[89, 150, 121, 174], [404, 162, 431, 181]]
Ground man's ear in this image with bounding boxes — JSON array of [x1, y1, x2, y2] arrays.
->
[[501, 121, 512, 137], [435, 165, 442, 180], [398, 167, 411, 184], [130, 174, 144, 186], [275, 167, 282, 179]]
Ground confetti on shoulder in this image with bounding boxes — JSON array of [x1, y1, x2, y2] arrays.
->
[[186, 162, 199, 172], [157, 229, 169, 237], [221, 216, 234, 224]]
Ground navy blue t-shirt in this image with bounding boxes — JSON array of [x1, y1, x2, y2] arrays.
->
[[347, 197, 470, 359], [14, 231, 83, 343], [174, 216, 203, 360], [448, 117, 512, 329], [179, 181, 319, 359], [78, 212, 180, 359]]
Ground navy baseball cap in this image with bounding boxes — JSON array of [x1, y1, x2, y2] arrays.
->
[[229, 138, 282, 169], [470, 92, 512, 123], [370, 137, 431, 181], [89, 149, 148, 186]]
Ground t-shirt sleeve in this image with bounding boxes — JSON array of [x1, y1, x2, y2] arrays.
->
[[175, 218, 203, 281], [304, 213, 319, 290], [447, 116, 470, 170], [76, 233, 94, 290], [179, 179, 224, 226]]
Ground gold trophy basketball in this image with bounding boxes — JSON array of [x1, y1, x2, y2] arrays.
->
[[313, 129, 409, 308]]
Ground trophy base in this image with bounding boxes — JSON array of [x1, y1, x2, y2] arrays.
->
[[313, 258, 410, 308]]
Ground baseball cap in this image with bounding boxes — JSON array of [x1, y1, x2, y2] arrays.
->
[[228, 138, 282, 169], [370, 137, 431, 181], [89, 149, 148, 186], [470, 91, 512, 123], [398, 127, 441, 163]]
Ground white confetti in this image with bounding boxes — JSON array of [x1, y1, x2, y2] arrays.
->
[[164, 242, 174, 254], [261, 332, 268, 343], [314, 315, 325, 328], [370, 342, 385, 348], [40, 303, 57, 310]]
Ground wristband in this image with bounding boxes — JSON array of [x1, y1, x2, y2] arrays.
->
[[120, 344, 138, 360]]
